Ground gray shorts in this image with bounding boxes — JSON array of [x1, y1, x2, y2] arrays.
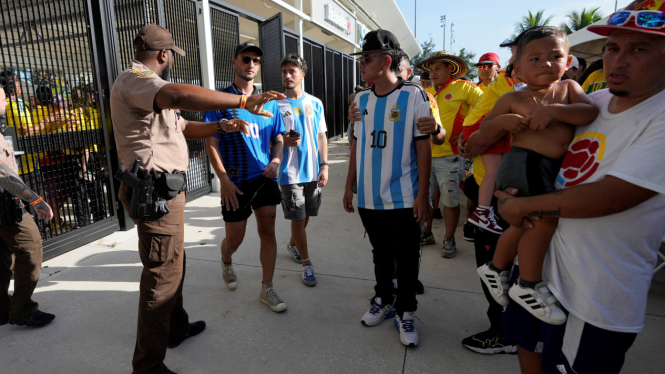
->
[[429, 155, 463, 208], [280, 181, 322, 221]]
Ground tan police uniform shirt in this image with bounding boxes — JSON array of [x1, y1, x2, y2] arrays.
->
[[0, 132, 19, 174], [110, 60, 189, 173]]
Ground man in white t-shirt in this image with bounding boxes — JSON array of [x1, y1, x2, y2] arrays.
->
[[495, 4, 665, 373]]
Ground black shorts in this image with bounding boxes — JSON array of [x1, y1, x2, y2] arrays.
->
[[221, 177, 281, 222], [495, 146, 563, 197]]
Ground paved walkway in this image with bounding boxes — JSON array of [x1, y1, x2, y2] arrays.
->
[[3, 140, 664, 373]]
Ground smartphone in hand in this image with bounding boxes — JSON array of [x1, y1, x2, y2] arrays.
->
[[289, 129, 300, 137]]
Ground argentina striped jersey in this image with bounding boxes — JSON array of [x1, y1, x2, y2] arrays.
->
[[277, 93, 327, 185], [353, 80, 431, 210]]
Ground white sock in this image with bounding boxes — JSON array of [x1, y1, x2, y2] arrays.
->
[[478, 205, 490, 210], [393, 279, 398, 288]]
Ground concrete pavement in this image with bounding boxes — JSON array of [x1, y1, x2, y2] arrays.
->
[[2, 139, 664, 373]]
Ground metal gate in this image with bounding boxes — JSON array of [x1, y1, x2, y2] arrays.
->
[[259, 13, 284, 93], [0, 0, 118, 257], [210, 6, 239, 91]]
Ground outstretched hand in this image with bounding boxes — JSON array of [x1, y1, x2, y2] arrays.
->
[[245, 91, 286, 117], [221, 118, 251, 135]]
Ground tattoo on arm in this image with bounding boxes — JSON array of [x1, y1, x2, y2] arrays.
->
[[527, 208, 562, 216], [0, 161, 40, 202]]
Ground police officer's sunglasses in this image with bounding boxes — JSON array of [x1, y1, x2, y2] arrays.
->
[[608, 10, 665, 29], [477, 63, 497, 70], [241, 56, 262, 65]]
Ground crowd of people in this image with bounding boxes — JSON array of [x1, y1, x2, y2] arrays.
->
[[1, 1, 664, 373], [0, 69, 108, 236]]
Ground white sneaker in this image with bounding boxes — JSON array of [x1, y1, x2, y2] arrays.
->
[[394, 312, 419, 347], [222, 261, 237, 291], [260, 282, 287, 313], [477, 263, 510, 306], [286, 244, 302, 264], [509, 281, 566, 325], [361, 297, 396, 326]]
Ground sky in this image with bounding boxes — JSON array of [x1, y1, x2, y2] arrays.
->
[[394, 0, 619, 68]]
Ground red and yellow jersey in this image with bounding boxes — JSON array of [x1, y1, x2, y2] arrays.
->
[[425, 92, 443, 131], [478, 81, 490, 92], [426, 79, 483, 157], [462, 70, 523, 186], [581, 69, 606, 94]]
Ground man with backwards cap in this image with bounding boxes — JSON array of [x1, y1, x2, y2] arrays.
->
[[475, 52, 501, 91], [344, 29, 441, 347], [415, 51, 483, 258], [111, 25, 283, 374], [493, 3, 665, 372], [203, 42, 287, 314]]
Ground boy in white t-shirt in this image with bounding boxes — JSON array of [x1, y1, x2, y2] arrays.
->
[[495, 5, 665, 373]]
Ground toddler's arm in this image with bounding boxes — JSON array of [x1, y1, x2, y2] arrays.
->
[[528, 80, 600, 130], [478, 94, 529, 139]]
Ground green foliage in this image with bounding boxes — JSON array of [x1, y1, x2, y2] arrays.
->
[[512, 10, 554, 39], [410, 35, 437, 76], [457, 48, 478, 81], [560, 7, 603, 34]]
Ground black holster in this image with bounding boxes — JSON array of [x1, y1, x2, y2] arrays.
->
[[155, 172, 186, 200], [0, 189, 24, 225]]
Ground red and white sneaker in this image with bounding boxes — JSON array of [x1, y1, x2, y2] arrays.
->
[[467, 207, 504, 234]]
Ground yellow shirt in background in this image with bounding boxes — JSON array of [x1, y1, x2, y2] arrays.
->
[[582, 69, 606, 94], [426, 80, 483, 158]]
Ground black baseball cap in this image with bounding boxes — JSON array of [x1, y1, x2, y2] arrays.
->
[[351, 29, 401, 55], [235, 42, 263, 57]]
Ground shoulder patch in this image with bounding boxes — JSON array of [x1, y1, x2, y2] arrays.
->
[[132, 69, 154, 77]]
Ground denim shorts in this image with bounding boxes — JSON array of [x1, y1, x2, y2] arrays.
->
[[429, 155, 463, 208]]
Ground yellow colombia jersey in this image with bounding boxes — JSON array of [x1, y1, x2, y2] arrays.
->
[[463, 70, 524, 186], [426, 80, 483, 158], [425, 91, 443, 132], [478, 81, 490, 92], [582, 69, 607, 94], [6, 98, 38, 174]]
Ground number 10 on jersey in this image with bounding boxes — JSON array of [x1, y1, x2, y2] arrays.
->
[[370, 130, 387, 149]]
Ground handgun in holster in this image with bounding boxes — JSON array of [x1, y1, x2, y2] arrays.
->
[[114, 159, 154, 220], [0, 188, 24, 225]]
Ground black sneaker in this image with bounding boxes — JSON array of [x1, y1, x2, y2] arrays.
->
[[415, 280, 424, 295], [168, 321, 206, 348], [9, 311, 55, 327], [159, 367, 178, 374], [462, 328, 517, 354], [463, 222, 475, 242], [432, 208, 443, 219]]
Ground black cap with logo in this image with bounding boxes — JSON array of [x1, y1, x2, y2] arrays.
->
[[351, 29, 401, 55], [234, 42, 263, 57]]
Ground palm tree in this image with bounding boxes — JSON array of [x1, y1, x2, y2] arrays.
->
[[560, 7, 603, 34], [512, 10, 554, 38]]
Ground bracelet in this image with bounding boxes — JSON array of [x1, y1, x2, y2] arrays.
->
[[30, 197, 42, 206], [319, 161, 329, 167], [432, 125, 441, 136], [240, 94, 247, 109], [217, 118, 228, 133]]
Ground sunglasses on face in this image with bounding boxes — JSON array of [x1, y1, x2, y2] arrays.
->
[[477, 64, 496, 70], [357, 53, 390, 65], [608, 10, 665, 29], [241, 56, 262, 65]]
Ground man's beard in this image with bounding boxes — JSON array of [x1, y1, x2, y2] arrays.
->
[[161, 64, 171, 81], [609, 88, 630, 97], [238, 73, 254, 82]]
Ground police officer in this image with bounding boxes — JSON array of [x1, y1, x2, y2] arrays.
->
[[0, 87, 55, 327], [110, 25, 284, 374]]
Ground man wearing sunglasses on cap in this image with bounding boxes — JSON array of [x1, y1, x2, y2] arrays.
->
[[492, 2, 665, 373], [203, 42, 288, 314]]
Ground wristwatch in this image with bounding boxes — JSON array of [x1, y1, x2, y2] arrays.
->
[[432, 125, 441, 136], [217, 118, 228, 133]]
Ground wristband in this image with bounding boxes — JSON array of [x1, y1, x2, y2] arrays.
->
[[240, 94, 247, 109], [432, 125, 441, 136], [319, 161, 329, 167], [30, 197, 42, 206]]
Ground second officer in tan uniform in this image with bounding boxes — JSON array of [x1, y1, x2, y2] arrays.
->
[[111, 25, 284, 374]]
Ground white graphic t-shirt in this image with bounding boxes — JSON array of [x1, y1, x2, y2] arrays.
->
[[546, 88, 665, 333]]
